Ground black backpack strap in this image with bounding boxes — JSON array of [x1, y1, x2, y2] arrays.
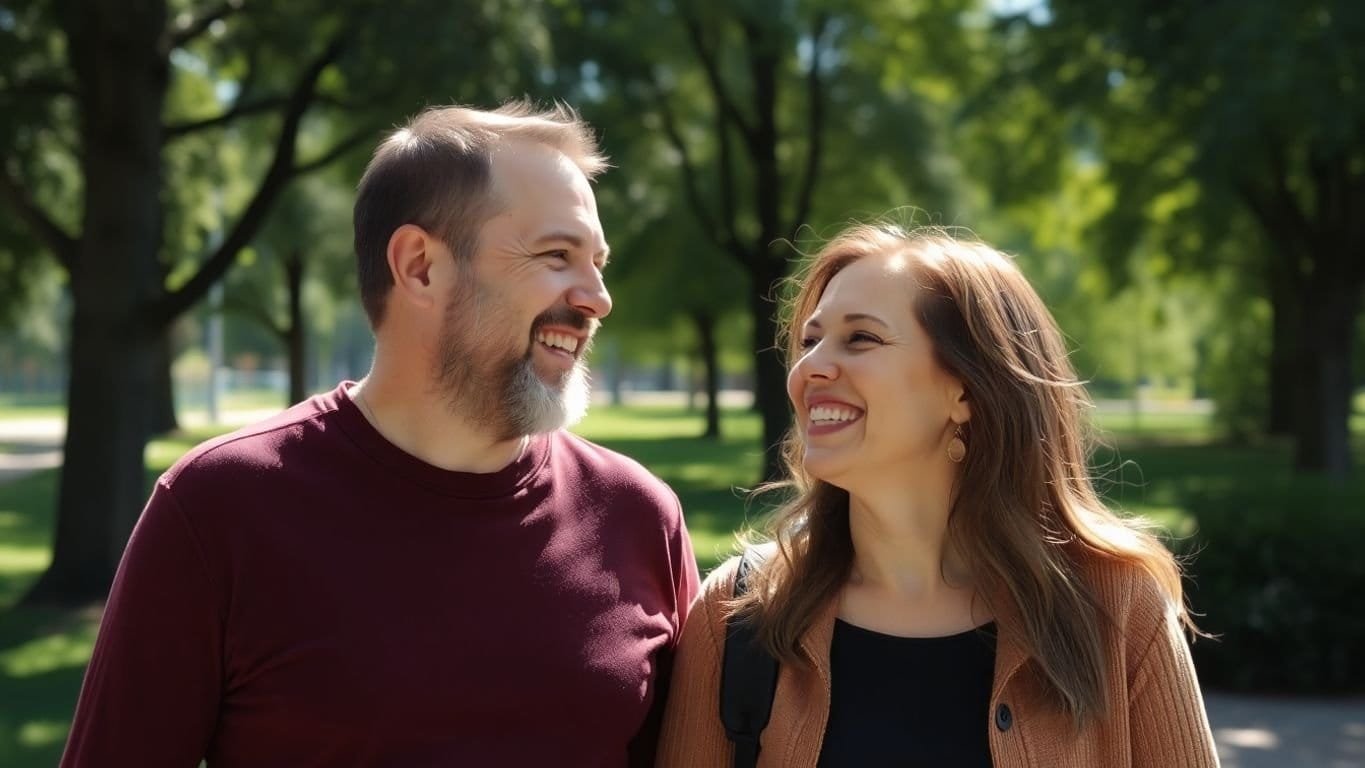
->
[[720, 548, 779, 768]]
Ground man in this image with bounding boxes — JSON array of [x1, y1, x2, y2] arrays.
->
[[61, 103, 700, 766]]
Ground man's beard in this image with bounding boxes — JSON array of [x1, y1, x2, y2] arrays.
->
[[434, 281, 595, 441]]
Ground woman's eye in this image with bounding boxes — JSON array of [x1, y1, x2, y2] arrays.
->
[[850, 332, 882, 345], [799, 336, 820, 349]]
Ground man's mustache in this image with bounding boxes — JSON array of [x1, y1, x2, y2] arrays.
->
[[533, 306, 598, 335]]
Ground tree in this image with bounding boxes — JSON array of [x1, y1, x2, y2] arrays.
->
[[1011, 0, 1365, 475], [596, 175, 747, 439], [223, 176, 354, 404], [556, 0, 972, 478], [0, 0, 546, 605]]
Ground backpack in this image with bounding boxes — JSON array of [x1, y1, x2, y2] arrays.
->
[[720, 548, 780, 768]]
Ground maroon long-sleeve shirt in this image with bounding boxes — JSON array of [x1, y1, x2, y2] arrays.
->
[[61, 384, 699, 767]]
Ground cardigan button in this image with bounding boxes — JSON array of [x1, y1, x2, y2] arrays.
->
[[995, 703, 1014, 732]]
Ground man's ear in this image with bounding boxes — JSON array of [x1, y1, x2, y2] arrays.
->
[[386, 224, 441, 311]]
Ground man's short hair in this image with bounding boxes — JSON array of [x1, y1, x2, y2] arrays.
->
[[353, 101, 607, 326]]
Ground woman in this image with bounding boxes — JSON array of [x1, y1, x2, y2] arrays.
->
[[657, 224, 1218, 767]]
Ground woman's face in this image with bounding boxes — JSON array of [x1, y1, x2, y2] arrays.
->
[[786, 251, 969, 489]]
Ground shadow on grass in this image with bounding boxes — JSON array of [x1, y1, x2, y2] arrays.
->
[[0, 470, 95, 767], [0, 433, 207, 768], [0, 607, 94, 767]]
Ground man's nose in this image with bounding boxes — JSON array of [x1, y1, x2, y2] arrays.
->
[[569, 267, 612, 319]]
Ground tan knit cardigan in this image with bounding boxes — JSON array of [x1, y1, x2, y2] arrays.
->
[[657, 554, 1219, 767]]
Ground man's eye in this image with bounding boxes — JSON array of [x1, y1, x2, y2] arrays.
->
[[542, 250, 570, 261]]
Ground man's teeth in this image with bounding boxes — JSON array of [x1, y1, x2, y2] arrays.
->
[[536, 331, 579, 354], [810, 406, 860, 423]]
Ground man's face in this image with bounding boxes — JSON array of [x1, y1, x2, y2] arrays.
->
[[434, 142, 612, 440]]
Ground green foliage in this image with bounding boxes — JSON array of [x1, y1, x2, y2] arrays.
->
[[1089, 435, 1365, 692], [1178, 480, 1365, 693], [1002, 0, 1365, 472], [1202, 292, 1273, 440]]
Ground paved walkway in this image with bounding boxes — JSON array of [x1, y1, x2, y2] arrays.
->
[[0, 417, 63, 485], [3, 413, 1363, 766], [1207, 693, 1365, 768]]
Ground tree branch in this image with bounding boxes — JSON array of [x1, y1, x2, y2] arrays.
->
[[162, 0, 246, 54], [291, 125, 376, 175], [678, 1, 757, 148], [1264, 138, 1316, 249], [1352, 151, 1365, 284], [1235, 176, 1308, 295], [163, 96, 290, 138], [790, 13, 830, 237], [0, 76, 78, 100], [1307, 141, 1345, 244], [153, 33, 347, 325], [714, 100, 739, 246], [0, 158, 78, 272], [738, 12, 782, 248], [649, 80, 739, 258], [165, 91, 360, 140], [221, 294, 286, 340]]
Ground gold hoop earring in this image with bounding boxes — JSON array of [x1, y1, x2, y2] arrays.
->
[[947, 426, 966, 463]]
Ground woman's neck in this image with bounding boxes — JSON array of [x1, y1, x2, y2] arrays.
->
[[838, 486, 989, 636]]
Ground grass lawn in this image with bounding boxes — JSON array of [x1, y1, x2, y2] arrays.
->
[[0, 402, 1362, 764], [0, 393, 65, 422]]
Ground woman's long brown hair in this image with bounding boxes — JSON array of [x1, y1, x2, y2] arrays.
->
[[731, 224, 1196, 728]]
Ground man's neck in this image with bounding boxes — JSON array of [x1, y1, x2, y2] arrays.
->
[[349, 374, 530, 474]]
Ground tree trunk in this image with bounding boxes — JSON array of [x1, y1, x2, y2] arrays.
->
[[691, 310, 722, 439], [285, 251, 307, 405], [25, 0, 168, 606], [146, 326, 180, 435], [29, 316, 157, 605], [1291, 274, 1359, 476], [749, 262, 790, 481]]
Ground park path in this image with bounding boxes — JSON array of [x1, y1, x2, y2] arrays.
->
[[2, 414, 1363, 766], [0, 416, 63, 485], [1207, 692, 1365, 767]]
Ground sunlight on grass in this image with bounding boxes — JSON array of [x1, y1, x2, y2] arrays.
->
[[145, 429, 224, 471], [1125, 504, 1197, 539], [689, 527, 742, 572], [0, 392, 64, 421], [0, 472, 56, 610], [1, 629, 97, 677], [1092, 409, 1216, 441], [16, 720, 68, 748], [0, 546, 51, 611], [0, 548, 50, 575]]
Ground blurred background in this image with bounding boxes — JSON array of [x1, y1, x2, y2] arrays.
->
[[1, 0, 1363, 765]]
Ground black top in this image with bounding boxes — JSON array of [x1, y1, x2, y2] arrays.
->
[[817, 619, 997, 767]]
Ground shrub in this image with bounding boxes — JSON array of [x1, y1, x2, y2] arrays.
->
[[1175, 480, 1365, 693]]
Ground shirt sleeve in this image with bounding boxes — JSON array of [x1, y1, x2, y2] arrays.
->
[[672, 510, 701, 635], [627, 494, 704, 767], [1127, 589, 1220, 768], [60, 480, 223, 767]]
